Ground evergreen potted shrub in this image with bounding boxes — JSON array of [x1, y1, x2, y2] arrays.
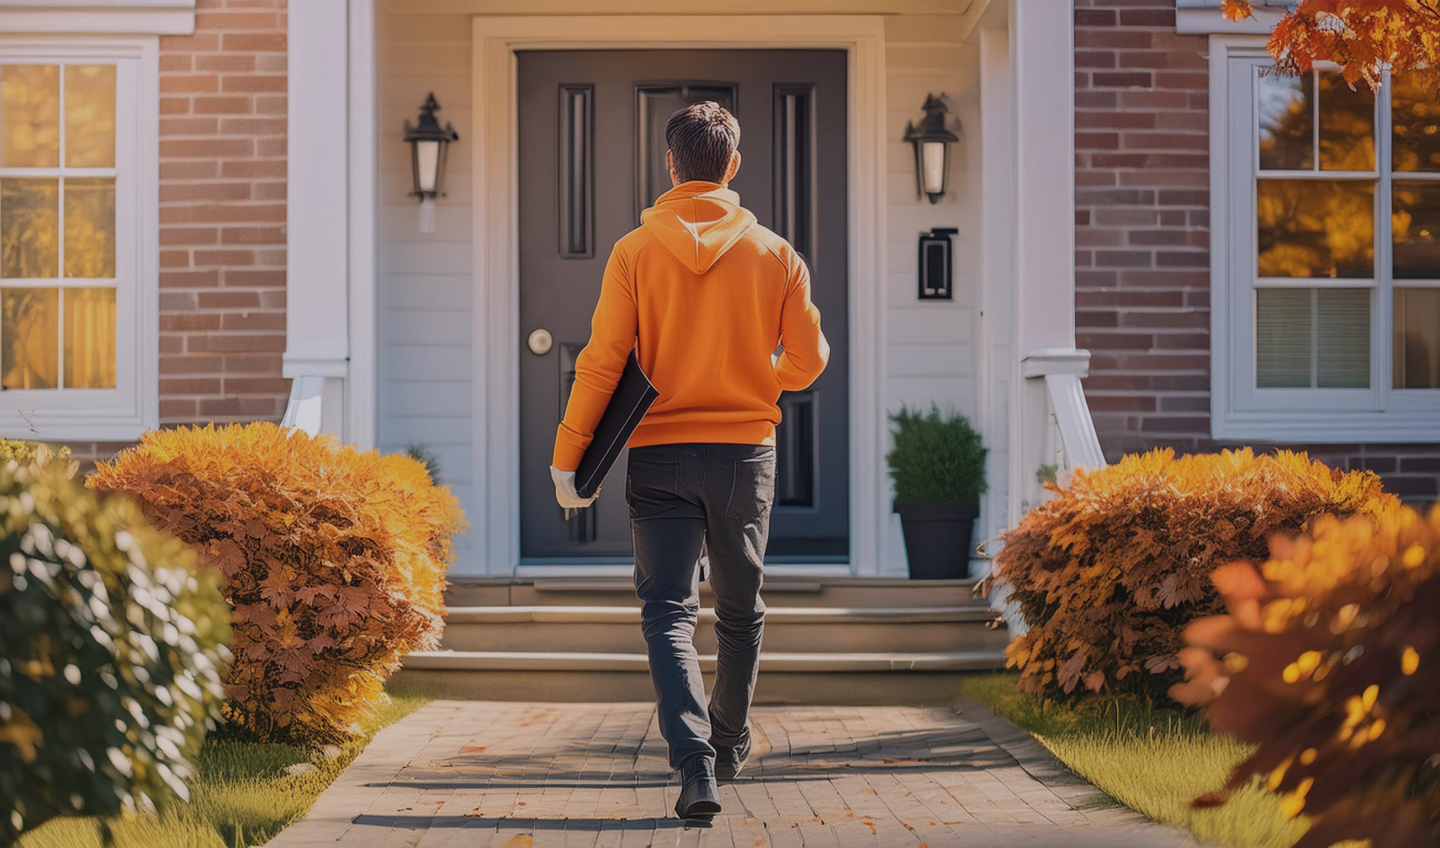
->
[[887, 405, 987, 580]]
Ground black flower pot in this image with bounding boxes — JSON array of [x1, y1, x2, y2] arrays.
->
[[896, 502, 979, 580]]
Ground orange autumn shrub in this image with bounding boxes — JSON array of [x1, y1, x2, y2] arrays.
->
[[988, 448, 1398, 700], [1173, 507, 1440, 848], [88, 423, 466, 742]]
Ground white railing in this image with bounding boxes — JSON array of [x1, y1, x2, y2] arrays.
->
[[1022, 347, 1106, 473], [280, 374, 344, 438]]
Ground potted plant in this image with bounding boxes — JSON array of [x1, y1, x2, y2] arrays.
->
[[886, 405, 987, 580]]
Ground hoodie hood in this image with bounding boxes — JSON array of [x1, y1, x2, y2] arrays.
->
[[640, 181, 757, 274]]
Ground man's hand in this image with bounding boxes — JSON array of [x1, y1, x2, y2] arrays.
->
[[550, 465, 600, 509]]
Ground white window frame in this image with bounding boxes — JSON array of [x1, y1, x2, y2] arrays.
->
[[1209, 36, 1440, 443], [0, 36, 159, 441]]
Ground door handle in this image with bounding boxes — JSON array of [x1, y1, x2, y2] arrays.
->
[[528, 328, 554, 355]]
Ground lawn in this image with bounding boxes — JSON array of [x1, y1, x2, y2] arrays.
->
[[19, 691, 431, 848], [966, 672, 1308, 848]]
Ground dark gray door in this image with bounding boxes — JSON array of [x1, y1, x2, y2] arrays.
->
[[517, 49, 848, 563]]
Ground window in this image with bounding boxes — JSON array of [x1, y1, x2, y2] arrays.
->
[[0, 40, 156, 439], [1212, 40, 1440, 442]]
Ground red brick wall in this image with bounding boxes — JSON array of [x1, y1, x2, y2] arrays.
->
[[1073, 0, 1440, 504], [69, 0, 288, 463], [157, 0, 288, 425]]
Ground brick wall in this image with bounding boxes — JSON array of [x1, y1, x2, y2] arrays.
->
[[1073, 0, 1440, 504], [157, 0, 288, 425], [69, 0, 288, 463]]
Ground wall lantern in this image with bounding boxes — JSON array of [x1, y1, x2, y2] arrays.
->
[[404, 92, 459, 233], [904, 94, 959, 204]]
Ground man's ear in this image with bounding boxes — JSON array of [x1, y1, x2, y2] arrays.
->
[[722, 150, 742, 183], [667, 150, 679, 187]]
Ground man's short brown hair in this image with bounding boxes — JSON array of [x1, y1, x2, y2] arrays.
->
[[665, 101, 741, 183]]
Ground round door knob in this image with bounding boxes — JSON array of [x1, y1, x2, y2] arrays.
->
[[527, 328, 554, 356]]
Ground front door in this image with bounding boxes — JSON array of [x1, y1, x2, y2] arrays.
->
[[517, 50, 849, 563]]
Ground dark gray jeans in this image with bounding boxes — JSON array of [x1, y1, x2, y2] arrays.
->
[[627, 443, 775, 770]]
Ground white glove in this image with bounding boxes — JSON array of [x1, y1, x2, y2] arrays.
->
[[551, 465, 599, 509]]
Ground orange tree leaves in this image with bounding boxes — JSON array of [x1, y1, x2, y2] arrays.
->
[[1222, 0, 1440, 89], [1173, 507, 1440, 848], [88, 422, 466, 743], [986, 448, 1398, 701]]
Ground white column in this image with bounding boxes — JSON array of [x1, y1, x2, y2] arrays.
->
[[285, 0, 350, 438], [1008, 1, 1102, 518]]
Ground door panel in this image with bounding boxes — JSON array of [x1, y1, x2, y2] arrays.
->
[[518, 49, 848, 562]]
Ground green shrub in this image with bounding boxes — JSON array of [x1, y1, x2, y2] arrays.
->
[[0, 461, 230, 846], [886, 405, 987, 504], [405, 442, 442, 484]]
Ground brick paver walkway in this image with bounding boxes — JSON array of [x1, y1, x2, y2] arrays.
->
[[267, 699, 1202, 848]]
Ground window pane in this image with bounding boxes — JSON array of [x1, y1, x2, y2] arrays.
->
[[63, 177, 115, 278], [1316, 288, 1370, 388], [1394, 181, 1440, 280], [1257, 179, 1374, 278], [1258, 70, 1313, 170], [63, 286, 115, 389], [1394, 288, 1440, 389], [64, 65, 116, 169], [0, 65, 59, 168], [1257, 288, 1312, 388], [0, 287, 58, 390], [1317, 72, 1374, 171], [0, 179, 59, 278], [1393, 75, 1440, 173]]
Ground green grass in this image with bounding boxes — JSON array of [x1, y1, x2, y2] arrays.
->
[[19, 692, 430, 848], [967, 672, 1308, 848]]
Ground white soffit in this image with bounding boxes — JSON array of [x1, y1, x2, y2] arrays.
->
[[0, 0, 197, 35], [1175, 0, 1283, 35]]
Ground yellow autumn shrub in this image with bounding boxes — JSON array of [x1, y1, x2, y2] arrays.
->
[[1173, 506, 1440, 848], [988, 448, 1399, 700], [88, 423, 466, 742]]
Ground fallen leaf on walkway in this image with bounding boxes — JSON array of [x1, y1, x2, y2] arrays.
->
[[501, 837, 533, 848]]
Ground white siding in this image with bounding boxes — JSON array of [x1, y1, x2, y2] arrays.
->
[[376, 10, 476, 552], [880, 19, 982, 573]]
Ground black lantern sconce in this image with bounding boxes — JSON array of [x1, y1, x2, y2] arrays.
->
[[404, 92, 460, 233], [904, 94, 959, 204]]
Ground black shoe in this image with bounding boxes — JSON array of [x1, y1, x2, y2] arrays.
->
[[674, 757, 722, 819], [714, 735, 751, 782]]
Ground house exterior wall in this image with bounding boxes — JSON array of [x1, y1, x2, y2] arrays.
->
[[156, 0, 289, 431], [375, 1, 986, 569], [1073, 0, 1440, 504]]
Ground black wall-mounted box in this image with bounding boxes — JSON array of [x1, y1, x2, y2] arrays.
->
[[918, 228, 958, 300]]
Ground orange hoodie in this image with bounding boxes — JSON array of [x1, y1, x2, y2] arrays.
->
[[552, 181, 829, 471]]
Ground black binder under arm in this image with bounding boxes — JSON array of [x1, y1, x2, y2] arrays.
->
[[572, 351, 659, 501]]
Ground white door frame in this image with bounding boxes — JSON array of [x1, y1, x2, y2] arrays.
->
[[469, 15, 888, 577]]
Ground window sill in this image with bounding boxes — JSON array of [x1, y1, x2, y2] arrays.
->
[[1212, 409, 1440, 444], [0, 1, 195, 35], [0, 411, 152, 445]]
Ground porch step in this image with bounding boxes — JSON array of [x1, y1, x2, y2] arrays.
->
[[438, 605, 1009, 654], [444, 576, 989, 609], [393, 649, 1007, 705]]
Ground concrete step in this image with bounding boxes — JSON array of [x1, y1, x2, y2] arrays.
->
[[438, 605, 1009, 654], [394, 649, 1007, 705], [444, 577, 989, 609]]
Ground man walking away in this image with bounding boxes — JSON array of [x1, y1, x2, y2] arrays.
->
[[547, 101, 828, 819]]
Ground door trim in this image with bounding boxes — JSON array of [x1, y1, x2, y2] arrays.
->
[[470, 15, 888, 576]]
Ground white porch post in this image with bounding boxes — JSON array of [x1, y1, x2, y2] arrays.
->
[[1007, 0, 1103, 520], [283, 0, 377, 444]]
